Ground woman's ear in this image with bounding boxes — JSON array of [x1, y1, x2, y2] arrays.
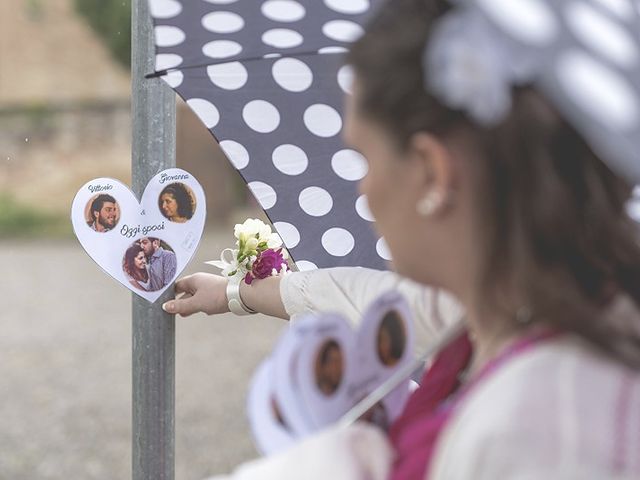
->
[[408, 132, 456, 216]]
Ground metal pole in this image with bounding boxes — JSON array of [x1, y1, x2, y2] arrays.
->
[[131, 1, 176, 479]]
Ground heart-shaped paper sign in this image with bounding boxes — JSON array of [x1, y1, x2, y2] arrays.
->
[[71, 168, 206, 303], [248, 291, 415, 455]]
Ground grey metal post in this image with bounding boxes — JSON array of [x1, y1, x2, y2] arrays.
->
[[131, 1, 176, 479]]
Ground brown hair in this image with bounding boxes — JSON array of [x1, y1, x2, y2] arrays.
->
[[159, 182, 195, 220], [123, 244, 149, 282], [348, 0, 640, 368]]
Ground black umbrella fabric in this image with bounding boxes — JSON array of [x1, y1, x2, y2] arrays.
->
[[147, 0, 388, 271], [147, 0, 640, 273]]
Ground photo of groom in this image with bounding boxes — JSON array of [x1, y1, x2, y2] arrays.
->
[[138, 237, 177, 291]]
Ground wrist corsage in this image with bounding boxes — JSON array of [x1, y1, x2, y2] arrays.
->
[[207, 219, 290, 315]]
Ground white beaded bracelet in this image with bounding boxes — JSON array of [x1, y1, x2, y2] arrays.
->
[[226, 278, 257, 316]]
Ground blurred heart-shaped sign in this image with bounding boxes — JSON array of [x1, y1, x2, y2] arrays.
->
[[248, 291, 415, 455], [71, 168, 206, 303]]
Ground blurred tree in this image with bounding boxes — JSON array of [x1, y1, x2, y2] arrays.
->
[[74, 0, 131, 69]]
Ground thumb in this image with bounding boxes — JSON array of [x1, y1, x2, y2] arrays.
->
[[162, 295, 198, 317]]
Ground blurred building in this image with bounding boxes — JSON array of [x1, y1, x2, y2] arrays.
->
[[0, 0, 237, 224]]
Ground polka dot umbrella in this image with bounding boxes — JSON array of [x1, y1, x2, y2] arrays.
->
[[147, 0, 389, 271], [147, 0, 640, 272]]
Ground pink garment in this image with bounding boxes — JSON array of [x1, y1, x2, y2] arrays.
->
[[389, 330, 559, 480]]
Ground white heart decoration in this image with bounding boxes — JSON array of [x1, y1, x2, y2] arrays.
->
[[71, 168, 206, 303]]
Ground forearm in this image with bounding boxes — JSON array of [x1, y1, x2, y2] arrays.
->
[[231, 266, 464, 358], [235, 267, 399, 323], [238, 275, 289, 320]]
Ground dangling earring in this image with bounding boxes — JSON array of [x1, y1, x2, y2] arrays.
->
[[416, 190, 444, 217]]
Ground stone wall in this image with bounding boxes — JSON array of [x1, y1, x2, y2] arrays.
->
[[0, 100, 240, 222]]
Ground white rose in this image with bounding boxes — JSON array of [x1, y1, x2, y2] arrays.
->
[[234, 218, 263, 241]]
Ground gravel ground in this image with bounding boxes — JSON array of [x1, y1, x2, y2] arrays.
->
[[0, 231, 286, 480]]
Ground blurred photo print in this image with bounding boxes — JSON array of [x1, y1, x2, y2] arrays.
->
[[314, 339, 344, 396], [376, 310, 407, 367]]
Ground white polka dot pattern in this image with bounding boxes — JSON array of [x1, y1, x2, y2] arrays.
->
[[331, 149, 368, 181], [298, 186, 333, 216], [149, 0, 382, 269], [149, 0, 182, 18], [154, 25, 186, 47], [322, 20, 365, 43], [591, 0, 634, 19], [163, 71, 184, 88], [243, 100, 281, 133], [186, 98, 220, 128], [273, 221, 301, 248], [155, 53, 182, 71], [376, 238, 392, 261], [324, 0, 370, 15], [303, 104, 342, 137], [272, 58, 313, 92], [566, 2, 637, 68], [477, 0, 558, 45], [272, 144, 309, 175], [202, 11, 245, 33], [472, 0, 640, 187], [262, 1, 306, 22], [322, 228, 355, 256], [220, 140, 250, 170], [556, 50, 638, 131], [295, 260, 318, 271], [337, 65, 354, 94], [248, 181, 278, 210], [150, 0, 640, 270], [207, 62, 248, 90], [355, 195, 375, 222], [262, 29, 304, 49], [202, 40, 243, 59]]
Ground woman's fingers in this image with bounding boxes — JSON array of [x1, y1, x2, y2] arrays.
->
[[163, 273, 229, 316], [162, 295, 198, 316], [174, 275, 194, 295]]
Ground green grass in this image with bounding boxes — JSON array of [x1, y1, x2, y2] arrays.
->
[[0, 194, 71, 238]]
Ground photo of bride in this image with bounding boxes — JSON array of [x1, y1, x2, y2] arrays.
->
[[123, 243, 151, 292]]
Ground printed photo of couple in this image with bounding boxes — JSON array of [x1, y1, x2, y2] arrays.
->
[[85, 194, 120, 233], [122, 237, 176, 292], [158, 182, 196, 224]]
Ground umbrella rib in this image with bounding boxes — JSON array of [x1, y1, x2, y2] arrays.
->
[[145, 49, 345, 79]]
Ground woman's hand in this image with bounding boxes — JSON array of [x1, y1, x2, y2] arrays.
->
[[163, 272, 290, 319], [162, 273, 229, 316]]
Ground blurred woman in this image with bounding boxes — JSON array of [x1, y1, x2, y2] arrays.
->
[[167, 0, 640, 478]]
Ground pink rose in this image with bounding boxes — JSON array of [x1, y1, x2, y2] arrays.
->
[[244, 248, 288, 285]]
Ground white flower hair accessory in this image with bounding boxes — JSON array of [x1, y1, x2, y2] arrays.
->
[[421, 0, 640, 184], [425, 10, 516, 127]]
